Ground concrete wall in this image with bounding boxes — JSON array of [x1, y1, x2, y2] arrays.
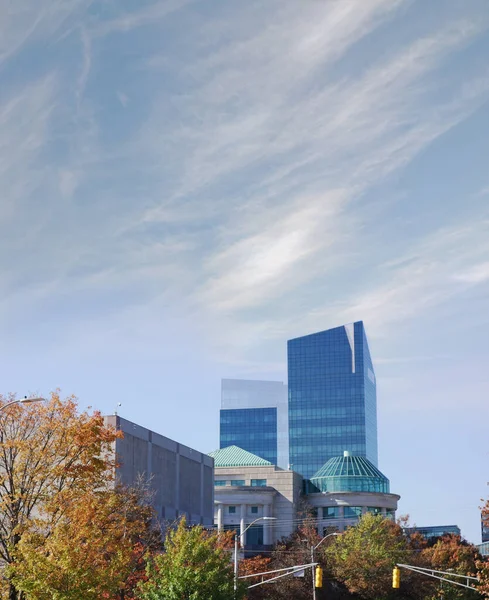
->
[[105, 415, 214, 526]]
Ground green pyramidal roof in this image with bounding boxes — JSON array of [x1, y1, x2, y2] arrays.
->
[[208, 446, 272, 467], [310, 452, 390, 494]]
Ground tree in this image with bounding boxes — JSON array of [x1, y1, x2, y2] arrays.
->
[[422, 534, 480, 600], [324, 513, 426, 600], [10, 485, 157, 600], [238, 554, 272, 600], [136, 518, 246, 600], [245, 523, 324, 600], [0, 392, 120, 600]]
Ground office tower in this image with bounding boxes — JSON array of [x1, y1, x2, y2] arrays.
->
[[287, 321, 377, 480], [219, 379, 288, 468]]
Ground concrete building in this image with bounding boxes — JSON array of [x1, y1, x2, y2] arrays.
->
[[209, 446, 303, 548], [105, 415, 214, 526], [220, 379, 289, 468], [306, 451, 399, 533]]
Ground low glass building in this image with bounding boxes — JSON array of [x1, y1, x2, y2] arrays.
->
[[404, 525, 461, 541]]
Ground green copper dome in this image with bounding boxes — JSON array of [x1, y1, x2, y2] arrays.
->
[[310, 451, 390, 494]]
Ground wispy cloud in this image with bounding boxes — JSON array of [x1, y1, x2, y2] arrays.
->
[[92, 0, 194, 37], [1, 0, 488, 366]]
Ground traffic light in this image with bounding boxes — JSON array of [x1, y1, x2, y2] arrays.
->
[[392, 566, 400, 589], [315, 566, 323, 588]]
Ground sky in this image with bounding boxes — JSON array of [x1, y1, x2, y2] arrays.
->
[[1, 0, 489, 543]]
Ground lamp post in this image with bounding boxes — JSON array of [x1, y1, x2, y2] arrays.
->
[[234, 516, 276, 593], [311, 531, 340, 600], [0, 397, 46, 413]]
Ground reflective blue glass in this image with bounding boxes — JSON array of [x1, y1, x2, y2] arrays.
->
[[220, 407, 278, 465], [287, 321, 378, 479], [231, 479, 245, 486], [251, 479, 267, 487]]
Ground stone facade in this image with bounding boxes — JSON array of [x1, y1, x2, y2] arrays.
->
[[214, 465, 303, 545]]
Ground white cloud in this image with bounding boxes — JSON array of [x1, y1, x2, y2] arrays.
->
[[454, 262, 489, 284]]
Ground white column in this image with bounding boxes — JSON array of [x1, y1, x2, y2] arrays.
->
[[263, 504, 271, 545], [240, 504, 246, 547], [217, 505, 223, 531], [381, 507, 387, 516]]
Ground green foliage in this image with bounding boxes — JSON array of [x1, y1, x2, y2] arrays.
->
[[324, 513, 416, 600], [136, 519, 245, 600]]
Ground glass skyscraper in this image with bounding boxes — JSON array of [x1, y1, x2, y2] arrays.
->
[[219, 379, 289, 468], [287, 321, 378, 480]]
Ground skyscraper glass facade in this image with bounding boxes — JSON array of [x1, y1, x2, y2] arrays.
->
[[220, 407, 278, 465], [219, 379, 289, 468], [287, 321, 378, 480]]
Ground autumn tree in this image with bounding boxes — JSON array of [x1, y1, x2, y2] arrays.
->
[[421, 534, 480, 600], [0, 392, 120, 600], [136, 518, 246, 600], [244, 523, 325, 600], [10, 484, 158, 600], [238, 554, 272, 600]]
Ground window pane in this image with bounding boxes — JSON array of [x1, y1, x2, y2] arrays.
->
[[229, 506, 236, 514], [251, 479, 267, 487], [231, 480, 245, 486]]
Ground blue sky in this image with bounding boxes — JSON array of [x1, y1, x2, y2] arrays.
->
[[1, 0, 489, 542]]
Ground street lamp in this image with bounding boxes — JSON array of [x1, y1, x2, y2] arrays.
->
[[234, 516, 276, 592], [311, 531, 341, 600], [0, 397, 46, 413]]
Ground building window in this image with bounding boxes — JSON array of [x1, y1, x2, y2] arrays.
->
[[367, 507, 383, 515], [247, 525, 264, 546], [251, 506, 258, 514], [344, 506, 363, 518], [323, 507, 340, 519], [215, 480, 226, 487], [231, 480, 245, 486], [229, 506, 236, 514], [251, 479, 267, 487]]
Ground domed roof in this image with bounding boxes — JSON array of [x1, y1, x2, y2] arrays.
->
[[310, 451, 390, 494]]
